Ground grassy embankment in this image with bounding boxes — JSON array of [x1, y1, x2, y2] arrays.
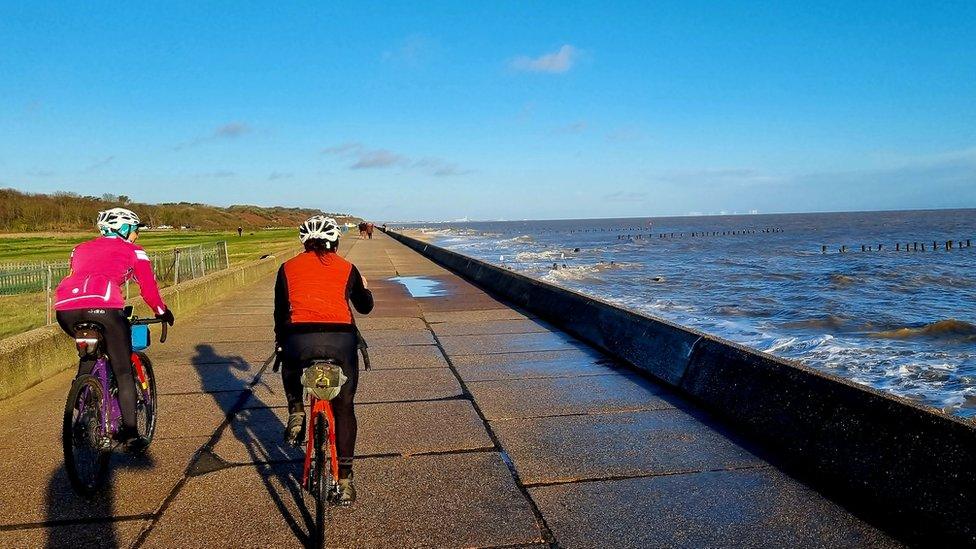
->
[[0, 229, 299, 339]]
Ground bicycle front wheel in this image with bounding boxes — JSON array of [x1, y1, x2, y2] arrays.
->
[[313, 410, 332, 549], [133, 352, 157, 448], [62, 374, 111, 497]]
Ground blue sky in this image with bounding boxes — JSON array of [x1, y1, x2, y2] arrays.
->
[[1, 1, 974, 221]]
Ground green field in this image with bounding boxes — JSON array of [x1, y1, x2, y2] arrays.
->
[[0, 229, 302, 339], [0, 228, 299, 264]]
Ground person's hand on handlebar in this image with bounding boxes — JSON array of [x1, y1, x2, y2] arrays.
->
[[156, 308, 175, 326]]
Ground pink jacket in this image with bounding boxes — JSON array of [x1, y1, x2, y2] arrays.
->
[[54, 236, 167, 314]]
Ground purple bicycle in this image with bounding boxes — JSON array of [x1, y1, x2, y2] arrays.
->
[[61, 307, 168, 497]]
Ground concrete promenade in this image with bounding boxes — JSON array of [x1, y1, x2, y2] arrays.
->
[[0, 232, 901, 547]]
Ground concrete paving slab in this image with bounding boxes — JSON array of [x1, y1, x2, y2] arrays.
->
[[0, 519, 148, 548], [530, 468, 900, 548], [243, 367, 465, 409], [430, 318, 552, 337], [492, 408, 765, 485], [155, 361, 257, 395], [452, 348, 616, 382], [140, 462, 308, 548], [151, 342, 272, 367], [0, 370, 73, 450], [145, 449, 541, 548], [360, 328, 435, 347], [438, 331, 583, 356], [193, 314, 275, 328], [170, 326, 275, 343], [214, 400, 492, 463], [418, 294, 510, 313], [329, 453, 543, 548], [468, 373, 676, 420], [354, 316, 426, 331], [358, 368, 463, 403], [424, 309, 533, 323], [0, 436, 206, 525], [366, 345, 449, 369], [154, 392, 246, 439], [212, 406, 302, 464]]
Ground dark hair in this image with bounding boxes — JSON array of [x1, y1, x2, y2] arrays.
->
[[304, 238, 337, 256]]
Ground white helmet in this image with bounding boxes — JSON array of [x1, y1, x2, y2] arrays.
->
[[97, 208, 143, 237], [298, 215, 341, 246]]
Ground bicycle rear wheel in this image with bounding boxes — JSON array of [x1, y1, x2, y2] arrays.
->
[[313, 410, 332, 549], [62, 374, 111, 497], [133, 352, 157, 448]]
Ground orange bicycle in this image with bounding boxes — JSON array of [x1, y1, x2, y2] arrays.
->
[[302, 359, 342, 549]]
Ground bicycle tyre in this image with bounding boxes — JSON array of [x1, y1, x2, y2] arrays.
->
[[313, 410, 330, 549], [134, 352, 157, 448], [62, 374, 111, 497]]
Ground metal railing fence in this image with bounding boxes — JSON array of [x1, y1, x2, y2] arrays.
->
[[0, 241, 230, 326]]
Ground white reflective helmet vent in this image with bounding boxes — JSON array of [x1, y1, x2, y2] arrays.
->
[[299, 215, 341, 244], [96, 208, 142, 232]]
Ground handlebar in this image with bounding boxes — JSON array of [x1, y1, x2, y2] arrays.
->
[[130, 317, 169, 343]]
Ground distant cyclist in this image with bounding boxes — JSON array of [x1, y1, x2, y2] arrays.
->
[[54, 208, 175, 451], [274, 215, 373, 504]]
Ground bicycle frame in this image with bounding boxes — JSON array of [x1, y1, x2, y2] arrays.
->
[[302, 396, 339, 487], [86, 352, 152, 438]]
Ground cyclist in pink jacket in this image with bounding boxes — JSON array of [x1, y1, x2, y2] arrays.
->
[[54, 208, 175, 450]]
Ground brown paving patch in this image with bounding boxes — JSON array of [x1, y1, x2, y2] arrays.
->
[[424, 309, 534, 323], [430, 318, 552, 337], [438, 331, 582, 356]]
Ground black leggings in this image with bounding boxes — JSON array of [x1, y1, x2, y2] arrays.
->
[[281, 331, 359, 476], [56, 308, 137, 430]]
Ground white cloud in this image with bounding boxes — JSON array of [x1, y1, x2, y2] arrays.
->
[[382, 35, 434, 66], [214, 122, 251, 138], [83, 155, 115, 173], [511, 45, 579, 74], [553, 121, 587, 135], [322, 142, 469, 177], [173, 122, 252, 151]]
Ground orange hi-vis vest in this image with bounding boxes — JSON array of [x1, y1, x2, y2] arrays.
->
[[283, 252, 355, 324]]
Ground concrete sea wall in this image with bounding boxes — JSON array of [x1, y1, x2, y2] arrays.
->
[[386, 229, 976, 544], [0, 251, 295, 401]]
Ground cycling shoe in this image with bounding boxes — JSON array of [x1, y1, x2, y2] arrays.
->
[[284, 412, 306, 446], [338, 474, 356, 506]]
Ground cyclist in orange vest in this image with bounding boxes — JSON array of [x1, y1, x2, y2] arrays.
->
[[273, 215, 373, 504]]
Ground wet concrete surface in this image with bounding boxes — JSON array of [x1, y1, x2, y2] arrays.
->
[[531, 467, 900, 547], [0, 232, 902, 547], [467, 373, 678, 420]]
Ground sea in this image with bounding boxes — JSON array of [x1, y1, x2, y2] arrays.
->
[[402, 209, 976, 418]]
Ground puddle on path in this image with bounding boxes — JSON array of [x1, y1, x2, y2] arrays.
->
[[390, 276, 447, 298]]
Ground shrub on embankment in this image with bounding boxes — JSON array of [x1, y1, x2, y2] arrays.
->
[[0, 188, 359, 231]]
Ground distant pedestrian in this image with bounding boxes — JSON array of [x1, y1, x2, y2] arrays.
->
[[237, 226, 243, 237], [358, 222, 367, 239], [366, 222, 374, 239]]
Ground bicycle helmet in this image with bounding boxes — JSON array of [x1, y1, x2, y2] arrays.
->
[[97, 208, 144, 238], [301, 361, 347, 401], [298, 215, 341, 247]]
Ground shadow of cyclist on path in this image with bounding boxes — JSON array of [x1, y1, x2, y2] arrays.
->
[[43, 441, 157, 548], [191, 343, 313, 547]]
